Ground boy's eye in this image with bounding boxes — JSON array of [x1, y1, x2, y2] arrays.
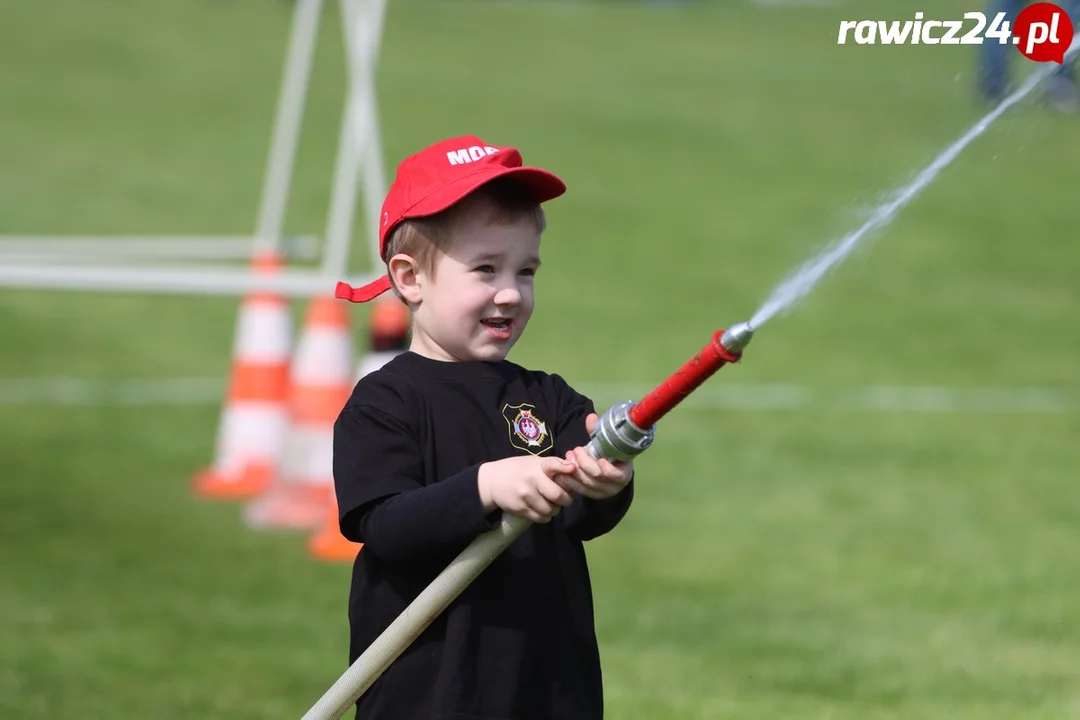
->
[[519, 267, 536, 277], [474, 265, 495, 274]]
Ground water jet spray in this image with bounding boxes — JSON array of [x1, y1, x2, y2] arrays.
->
[[302, 35, 1080, 720]]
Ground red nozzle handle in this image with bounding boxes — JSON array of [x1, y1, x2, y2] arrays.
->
[[627, 330, 741, 429]]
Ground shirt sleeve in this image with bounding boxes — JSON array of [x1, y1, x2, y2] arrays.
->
[[550, 375, 635, 542], [333, 403, 502, 565]]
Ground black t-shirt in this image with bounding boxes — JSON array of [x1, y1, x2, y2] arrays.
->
[[332, 351, 635, 720]]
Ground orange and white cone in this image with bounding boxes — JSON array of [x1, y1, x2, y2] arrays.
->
[[193, 252, 292, 500], [353, 295, 411, 380], [308, 296, 410, 562], [244, 295, 354, 530]]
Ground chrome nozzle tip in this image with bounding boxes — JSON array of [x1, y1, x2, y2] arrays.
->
[[720, 321, 755, 354]]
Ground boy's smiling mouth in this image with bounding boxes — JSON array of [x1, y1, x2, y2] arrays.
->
[[480, 317, 513, 340]]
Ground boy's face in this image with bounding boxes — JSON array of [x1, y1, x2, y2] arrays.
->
[[408, 214, 541, 363]]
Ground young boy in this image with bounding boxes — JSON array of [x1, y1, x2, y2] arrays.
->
[[332, 135, 636, 719]]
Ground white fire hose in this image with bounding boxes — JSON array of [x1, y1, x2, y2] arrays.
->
[[301, 323, 755, 719], [301, 512, 533, 720]]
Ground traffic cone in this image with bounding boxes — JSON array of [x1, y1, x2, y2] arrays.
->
[[244, 294, 354, 530], [308, 296, 410, 562], [355, 293, 411, 380], [192, 252, 292, 500]]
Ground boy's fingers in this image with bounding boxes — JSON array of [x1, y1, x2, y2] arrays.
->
[[571, 446, 603, 477], [584, 412, 599, 435], [597, 458, 627, 480], [561, 470, 611, 499], [570, 476, 613, 500], [539, 477, 574, 507], [523, 493, 557, 522], [554, 474, 593, 498], [522, 509, 550, 524], [541, 456, 577, 478]]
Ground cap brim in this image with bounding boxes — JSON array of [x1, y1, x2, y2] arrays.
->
[[404, 166, 567, 221]]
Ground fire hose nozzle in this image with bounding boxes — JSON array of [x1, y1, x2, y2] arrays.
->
[[586, 400, 655, 462], [719, 320, 755, 354], [585, 320, 755, 463]]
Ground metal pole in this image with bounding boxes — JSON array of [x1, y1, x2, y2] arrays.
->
[[0, 262, 377, 298], [359, 70, 387, 275], [0, 236, 319, 261], [319, 0, 366, 279], [320, 0, 388, 279], [253, 0, 324, 255], [362, 0, 390, 274]]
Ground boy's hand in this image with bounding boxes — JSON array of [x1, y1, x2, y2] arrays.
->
[[556, 412, 634, 500], [478, 455, 578, 524]]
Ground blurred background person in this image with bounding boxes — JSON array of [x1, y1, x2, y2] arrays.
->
[[978, 0, 1080, 112]]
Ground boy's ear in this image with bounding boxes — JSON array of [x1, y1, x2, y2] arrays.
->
[[387, 253, 423, 305]]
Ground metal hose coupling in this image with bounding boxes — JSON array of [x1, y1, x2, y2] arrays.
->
[[585, 400, 655, 462]]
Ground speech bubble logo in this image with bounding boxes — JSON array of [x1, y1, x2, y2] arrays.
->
[[1014, 2, 1074, 63]]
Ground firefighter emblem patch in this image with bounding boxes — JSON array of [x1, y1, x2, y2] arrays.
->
[[502, 403, 553, 455]]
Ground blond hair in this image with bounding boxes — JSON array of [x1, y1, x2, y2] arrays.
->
[[383, 177, 547, 302]]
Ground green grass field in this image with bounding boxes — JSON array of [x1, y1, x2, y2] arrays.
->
[[3, 0, 1080, 717]]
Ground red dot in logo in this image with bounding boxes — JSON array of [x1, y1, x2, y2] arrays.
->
[[1014, 2, 1074, 64]]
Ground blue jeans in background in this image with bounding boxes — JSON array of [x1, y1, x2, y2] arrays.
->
[[978, 0, 1080, 104]]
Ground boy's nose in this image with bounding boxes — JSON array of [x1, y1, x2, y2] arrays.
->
[[493, 285, 521, 307]]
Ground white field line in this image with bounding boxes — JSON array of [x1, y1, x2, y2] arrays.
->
[[0, 377, 1073, 414], [0, 377, 225, 406]]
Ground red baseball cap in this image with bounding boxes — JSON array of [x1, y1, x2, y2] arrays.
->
[[335, 135, 567, 303]]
